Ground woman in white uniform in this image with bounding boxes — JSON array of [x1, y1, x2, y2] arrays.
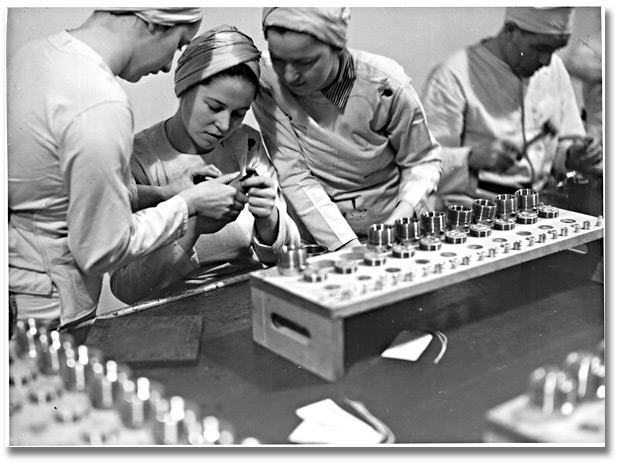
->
[[253, 7, 442, 252], [109, 25, 300, 304]]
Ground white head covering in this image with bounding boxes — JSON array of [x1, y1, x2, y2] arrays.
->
[[96, 7, 202, 26], [505, 7, 574, 35], [262, 7, 350, 48]]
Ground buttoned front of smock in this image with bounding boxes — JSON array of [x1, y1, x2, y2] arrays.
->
[[253, 49, 442, 251]]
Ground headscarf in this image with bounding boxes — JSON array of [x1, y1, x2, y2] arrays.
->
[[262, 7, 350, 49], [505, 7, 575, 35], [95, 7, 202, 26], [174, 24, 261, 97]]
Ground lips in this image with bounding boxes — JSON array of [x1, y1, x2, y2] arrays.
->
[[287, 80, 305, 89]]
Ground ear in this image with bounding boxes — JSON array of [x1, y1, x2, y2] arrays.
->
[[144, 20, 167, 37], [504, 22, 518, 41]]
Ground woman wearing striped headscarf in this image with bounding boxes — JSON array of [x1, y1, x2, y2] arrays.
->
[[109, 25, 300, 304]]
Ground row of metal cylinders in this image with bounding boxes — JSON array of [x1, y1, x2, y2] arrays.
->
[[368, 189, 542, 247], [527, 342, 605, 416], [276, 190, 543, 275], [9, 319, 252, 445]]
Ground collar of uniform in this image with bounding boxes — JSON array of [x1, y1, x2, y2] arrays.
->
[[321, 49, 356, 109]]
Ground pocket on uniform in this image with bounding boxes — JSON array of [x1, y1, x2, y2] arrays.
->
[[9, 266, 54, 296]]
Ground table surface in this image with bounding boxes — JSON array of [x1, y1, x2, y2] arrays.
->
[[81, 251, 604, 445]]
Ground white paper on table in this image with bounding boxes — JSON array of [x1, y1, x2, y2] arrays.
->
[[381, 331, 433, 362], [289, 399, 384, 444]]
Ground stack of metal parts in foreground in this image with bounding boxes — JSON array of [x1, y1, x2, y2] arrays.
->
[[8, 319, 257, 446], [484, 341, 605, 443]]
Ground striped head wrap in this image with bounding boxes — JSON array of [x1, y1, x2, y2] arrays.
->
[[174, 24, 261, 97]]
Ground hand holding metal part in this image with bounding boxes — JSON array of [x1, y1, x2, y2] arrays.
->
[[191, 164, 223, 185], [469, 139, 521, 173], [565, 136, 603, 177], [518, 120, 558, 161]]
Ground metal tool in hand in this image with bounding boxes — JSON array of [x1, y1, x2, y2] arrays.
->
[[518, 120, 558, 160]]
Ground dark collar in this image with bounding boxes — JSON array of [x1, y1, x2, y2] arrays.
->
[[321, 49, 356, 109]]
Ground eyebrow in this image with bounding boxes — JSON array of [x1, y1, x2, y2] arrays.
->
[[270, 50, 319, 64], [205, 96, 250, 111]]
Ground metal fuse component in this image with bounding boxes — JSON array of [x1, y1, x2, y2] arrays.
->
[[394, 216, 420, 244], [37, 329, 72, 376], [363, 250, 388, 267], [515, 188, 539, 213], [334, 258, 359, 274], [81, 418, 120, 445], [469, 223, 492, 238], [564, 352, 605, 402], [61, 344, 104, 393], [302, 244, 328, 258], [28, 375, 64, 405], [444, 229, 468, 244], [516, 211, 538, 225], [153, 396, 203, 445], [418, 236, 442, 251], [392, 242, 416, 259], [303, 260, 334, 282], [89, 361, 115, 409], [538, 204, 560, 219], [202, 416, 236, 445], [277, 244, 307, 276], [9, 357, 38, 389], [420, 211, 446, 237], [528, 366, 576, 416], [118, 377, 161, 429], [493, 217, 516, 231], [494, 194, 517, 220], [446, 205, 472, 231], [367, 223, 395, 251], [54, 392, 92, 423], [25, 318, 41, 360], [11, 320, 33, 359], [472, 199, 496, 226]]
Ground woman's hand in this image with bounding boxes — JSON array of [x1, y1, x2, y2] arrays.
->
[[241, 175, 277, 219], [179, 172, 248, 220], [241, 175, 279, 245], [168, 164, 223, 196]]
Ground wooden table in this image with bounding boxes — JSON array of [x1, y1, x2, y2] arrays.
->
[[78, 250, 604, 444]]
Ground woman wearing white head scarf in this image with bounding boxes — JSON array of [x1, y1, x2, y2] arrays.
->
[[254, 7, 442, 251], [7, 7, 232, 332], [110, 25, 300, 304]]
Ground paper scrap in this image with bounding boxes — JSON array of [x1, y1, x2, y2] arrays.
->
[[289, 399, 383, 445], [381, 331, 433, 362]]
